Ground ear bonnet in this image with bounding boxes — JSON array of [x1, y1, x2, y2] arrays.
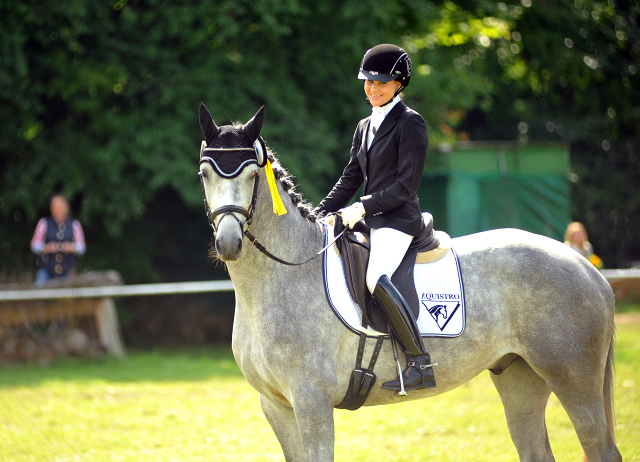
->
[[199, 104, 267, 178], [198, 103, 287, 216]]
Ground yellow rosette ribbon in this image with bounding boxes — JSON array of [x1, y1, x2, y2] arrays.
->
[[589, 254, 604, 270], [265, 159, 287, 216]]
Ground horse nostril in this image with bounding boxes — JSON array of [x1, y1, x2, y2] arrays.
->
[[236, 239, 242, 256]]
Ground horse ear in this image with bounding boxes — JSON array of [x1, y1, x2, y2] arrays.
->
[[199, 103, 219, 145], [243, 106, 264, 144]]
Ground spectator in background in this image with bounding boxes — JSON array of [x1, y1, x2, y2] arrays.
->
[[31, 194, 86, 284], [564, 221, 603, 269]]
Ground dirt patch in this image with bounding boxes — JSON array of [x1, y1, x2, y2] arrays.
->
[[610, 278, 640, 302], [615, 312, 640, 323]]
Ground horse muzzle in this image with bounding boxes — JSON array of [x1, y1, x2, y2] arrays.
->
[[214, 214, 244, 261]]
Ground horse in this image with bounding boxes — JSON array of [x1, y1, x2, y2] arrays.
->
[[197, 104, 621, 462]]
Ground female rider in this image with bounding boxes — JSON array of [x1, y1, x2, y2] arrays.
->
[[315, 44, 435, 392]]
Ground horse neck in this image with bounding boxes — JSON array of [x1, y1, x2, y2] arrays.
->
[[226, 171, 346, 352], [225, 171, 323, 289]]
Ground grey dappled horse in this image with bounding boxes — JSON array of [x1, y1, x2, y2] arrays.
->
[[198, 104, 621, 462]]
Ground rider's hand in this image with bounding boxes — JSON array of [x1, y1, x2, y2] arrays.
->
[[339, 202, 365, 229]]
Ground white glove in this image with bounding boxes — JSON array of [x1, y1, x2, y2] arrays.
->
[[339, 202, 366, 229]]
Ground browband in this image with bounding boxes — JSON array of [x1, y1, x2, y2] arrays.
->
[[199, 137, 267, 179]]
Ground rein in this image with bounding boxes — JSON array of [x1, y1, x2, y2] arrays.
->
[[245, 226, 346, 267]]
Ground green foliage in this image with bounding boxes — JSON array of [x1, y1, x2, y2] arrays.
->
[[0, 0, 638, 281], [408, 0, 640, 267], [0, 0, 400, 279]]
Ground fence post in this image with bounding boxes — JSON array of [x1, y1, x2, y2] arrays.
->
[[94, 297, 126, 358]]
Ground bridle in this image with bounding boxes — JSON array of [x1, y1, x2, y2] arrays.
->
[[198, 160, 260, 236], [199, 159, 344, 266]]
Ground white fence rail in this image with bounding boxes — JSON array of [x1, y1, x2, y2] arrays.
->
[[3, 270, 638, 303], [0, 270, 637, 360], [0, 280, 234, 302], [600, 269, 640, 280]]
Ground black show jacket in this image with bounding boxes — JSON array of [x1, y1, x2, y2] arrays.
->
[[316, 101, 428, 237]]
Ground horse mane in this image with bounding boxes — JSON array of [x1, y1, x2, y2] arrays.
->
[[264, 147, 318, 223]]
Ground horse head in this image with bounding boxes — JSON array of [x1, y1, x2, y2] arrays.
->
[[198, 103, 266, 261]]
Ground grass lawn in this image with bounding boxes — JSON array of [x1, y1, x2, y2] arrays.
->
[[1, 313, 639, 461]]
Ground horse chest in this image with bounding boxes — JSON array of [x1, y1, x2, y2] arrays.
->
[[232, 336, 298, 406], [232, 315, 289, 374]]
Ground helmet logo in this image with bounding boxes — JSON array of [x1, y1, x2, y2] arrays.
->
[[370, 71, 379, 75], [404, 55, 412, 77]]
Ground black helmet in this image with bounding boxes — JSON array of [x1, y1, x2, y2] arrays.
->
[[358, 44, 412, 91]]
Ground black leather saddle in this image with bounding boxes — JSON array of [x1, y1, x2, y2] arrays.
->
[[335, 213, 440, 333]]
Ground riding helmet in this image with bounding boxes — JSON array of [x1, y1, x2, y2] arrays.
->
[[358, 44, 412, 91]]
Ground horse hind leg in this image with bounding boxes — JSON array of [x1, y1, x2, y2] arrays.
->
[[260, 394, 305, 461], [490, 357, 555, 462], [550, 340, 621, 462]]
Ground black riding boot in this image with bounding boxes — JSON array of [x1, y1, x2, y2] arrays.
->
[[373, 275, 436, 392]]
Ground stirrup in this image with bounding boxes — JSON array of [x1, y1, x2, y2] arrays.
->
[[396, 358, 407, 397], [382, 357, 438, 394]]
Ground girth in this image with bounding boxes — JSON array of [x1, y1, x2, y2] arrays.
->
[[335, 213, 440, 333]]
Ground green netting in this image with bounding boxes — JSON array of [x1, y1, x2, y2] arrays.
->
[[428, 143, 569, 174], [419, 171, 569, 241], [418, 143, 569, 241]]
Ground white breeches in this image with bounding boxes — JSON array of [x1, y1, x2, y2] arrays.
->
[[366, 227, 413, 294]]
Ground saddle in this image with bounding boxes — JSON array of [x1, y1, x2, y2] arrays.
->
[[334, 213, 442, 333]]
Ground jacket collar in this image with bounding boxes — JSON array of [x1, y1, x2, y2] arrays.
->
[[368, 100, 405, 150]]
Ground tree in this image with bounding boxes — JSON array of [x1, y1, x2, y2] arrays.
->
[[405, 0, 640, 267], [0, 0, 472, 280], [1, 0, 637, 283]]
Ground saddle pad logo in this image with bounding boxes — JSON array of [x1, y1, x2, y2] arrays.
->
[[421, 293, 461, 332]]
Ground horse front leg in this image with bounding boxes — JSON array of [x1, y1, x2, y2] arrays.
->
[[290, 386, 336, 462], [260, 394, 305, 461]]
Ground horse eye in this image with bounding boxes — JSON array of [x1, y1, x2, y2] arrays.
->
[[250, 171, 258, 179], [198, 171, 206, 179]]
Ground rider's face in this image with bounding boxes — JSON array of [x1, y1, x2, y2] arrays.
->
[[364, 79, 401, 107]]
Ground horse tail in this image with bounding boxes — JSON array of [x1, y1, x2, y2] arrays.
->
[[582, 329, 616, 462]]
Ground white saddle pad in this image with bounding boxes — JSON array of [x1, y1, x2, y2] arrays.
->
[[322, 227, 465, 338]]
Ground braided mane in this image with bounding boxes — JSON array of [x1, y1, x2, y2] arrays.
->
[[220, 120, 318, 223], [265, 149, 318, 223]]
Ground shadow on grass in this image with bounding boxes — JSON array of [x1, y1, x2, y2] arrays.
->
[[0, 345, 243, 387]]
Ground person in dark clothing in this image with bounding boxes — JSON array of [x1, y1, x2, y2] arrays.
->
[[315, 44, 436, 392], [31, 194, 86, 284]]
